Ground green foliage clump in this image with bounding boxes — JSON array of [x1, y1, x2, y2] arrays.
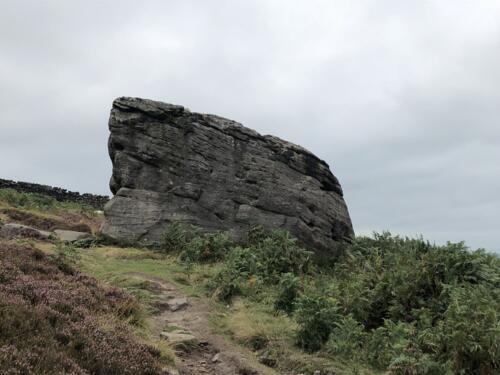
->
[[294, 291, 339, 352], [326, 314, 366, 359], [180, 231, 233, 263], [0, 188, 58, 210], [161, 221, 232, 262], [209, 228, 313, 301], [364, 320, 415, 369], [256, 230, 313, 282], [292, 232, 500, 374], [274, 273, 300, 315], [160, 221, 193, 253], [162, 224, 313, 302], [420, 284, 500, 374], [160, 223, 499, 374], [51, 242, 80, 275], [210, 246, 263, 301]]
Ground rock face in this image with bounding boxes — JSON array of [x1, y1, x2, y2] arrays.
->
[[102, 97, 353, 256]]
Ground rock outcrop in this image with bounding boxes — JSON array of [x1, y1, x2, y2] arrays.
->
[[102, 97, 353, 256], [0, 223, 52, 240]]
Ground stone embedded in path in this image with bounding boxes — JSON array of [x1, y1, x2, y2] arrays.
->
[[167, 297, 188, 312], [160, 330, 198, 351], [102, 97, 354, 256]]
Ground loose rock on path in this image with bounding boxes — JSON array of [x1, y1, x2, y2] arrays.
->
[[125, 272, 276, 375]]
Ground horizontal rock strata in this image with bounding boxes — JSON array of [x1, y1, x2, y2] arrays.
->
[[102, 97, 353, 256]]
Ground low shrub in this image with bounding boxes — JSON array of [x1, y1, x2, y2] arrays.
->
[[0, 188, 58, 210], [274, 273, 300, 315], [364, 320, 414, 369], [294, 291, 340, 352], [73, 237, 100, 248], [326, 314, 366, 359], [246, 333, 269, 351], [256, 230, 313, 283], [206, 228, 312, 302], [161, 222, 233, 263], [291, 232, 500, 374], [180, 231, 233, 263], [164, 224, 313, 302], [160, 221, 193, 253], [52, 242, 80, 274], [247, 224, 268, 245], [0, 241, 166, 375], [420, 284, 500, 374], [209, 246, 263, 301]]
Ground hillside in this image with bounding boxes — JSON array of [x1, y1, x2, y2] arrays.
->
[[0, 188, 499, 374]]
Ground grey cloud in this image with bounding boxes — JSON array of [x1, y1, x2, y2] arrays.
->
[[0, 0, 499, 252]]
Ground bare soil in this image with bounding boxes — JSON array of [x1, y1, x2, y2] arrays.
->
[[125, 272, 277, 375]]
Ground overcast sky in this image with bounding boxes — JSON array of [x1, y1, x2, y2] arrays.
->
[[1, 1, 499, 252]]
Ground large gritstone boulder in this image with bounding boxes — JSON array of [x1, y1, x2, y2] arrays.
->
[[101, 97, 354, 256]]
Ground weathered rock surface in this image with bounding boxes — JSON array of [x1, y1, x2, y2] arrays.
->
[[167, 297, 189, 312], [0, 223, 52, 240], [102, 97, 353, 255], [160, 330, 198, 351], [53, 229, 94, 242]]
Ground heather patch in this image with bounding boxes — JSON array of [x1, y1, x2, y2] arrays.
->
[[0, 241, 167, 375]]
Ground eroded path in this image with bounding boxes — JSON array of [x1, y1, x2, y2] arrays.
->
[[126, 272, 276, 375]]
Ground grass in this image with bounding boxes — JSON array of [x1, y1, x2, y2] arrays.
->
[[74, 245, 375, 374], [209, 293, 378, 374], [0, 188, 97, 214], [3, 190, 498, 374], [0, 240, 174, 375], [64, 244, 369, 374], [0, 189, 381, 375], [0, 188, 102, 233], [79, 247, 187, 291]]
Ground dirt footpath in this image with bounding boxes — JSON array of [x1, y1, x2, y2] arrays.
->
[[126, 272, 277, 375]]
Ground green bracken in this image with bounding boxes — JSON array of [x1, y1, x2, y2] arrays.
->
[[163, 224, 500, 374], [2, 190, 498, 375]]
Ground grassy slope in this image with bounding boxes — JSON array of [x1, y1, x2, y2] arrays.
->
[[0, 190, 177, 374], [2, 189, 498, 375], [0, 240, 175, 374], [0, 188, 101, 233], [0, 189, 443, 374], [0, 188, 324, 373], [77, 245, 375, 374]]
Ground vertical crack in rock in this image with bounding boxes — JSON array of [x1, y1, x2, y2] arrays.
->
[[102, 97, 354, 256]]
